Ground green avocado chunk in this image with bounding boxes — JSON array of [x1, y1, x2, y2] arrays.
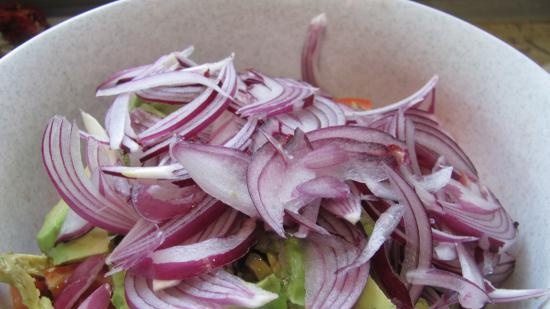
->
[[36, 199, 69, 253], [256, 274, 287, 309], [280, 238, 306, 306], [48, 228, 111, 265], [0, 254, 53, 309], [111, 271, 130, 309]]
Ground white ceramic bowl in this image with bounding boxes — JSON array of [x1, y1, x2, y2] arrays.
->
[[1, 0, 549, 308]]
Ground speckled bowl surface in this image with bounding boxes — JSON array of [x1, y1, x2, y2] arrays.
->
[[0, 0, 549, 308]]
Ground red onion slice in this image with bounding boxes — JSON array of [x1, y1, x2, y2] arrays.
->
[[132, 219, 256, 280], [102, 164, 182, 180], [431, 228, 479, 243], [137, 58, 236, 145], [56, 208, 93, 243], [107, 198, 225, 272], [105, 93, 131, 150], [96, 64, 149, 91], [54, 255, 106, 309], [344, 76, 438, 117], [406, 268, 489, 309], [76, 283, 111, 309], [237, 73, 317, 118], [301, 13, 326, 87], [385, 165, 432, 302], [341, 203, 405, 271], [171, 142, 258, 217], [295, 176, 350, 199], [321, 185, 362, 224], [175, 269, 278, 307], [305, 232, 369, 309], [96, 70, 228, 97], [42, 117, 137, 234], [183, 208, 241, 244], [136, 86, 204, 105], [125, 274, 215, 309], [485, 281, 550, 304], [132, 184, 206, 222]]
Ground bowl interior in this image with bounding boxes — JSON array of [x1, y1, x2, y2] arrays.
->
[[1, 0, 549, 308]]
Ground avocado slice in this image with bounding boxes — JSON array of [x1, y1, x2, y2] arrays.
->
[[36, 200, 69, 253], [111, 271, 130, 309], [0, 254, 53, 309], [256, 274, 287, 309], [279, 237, 306, 306], [48, 228, 111, 265]]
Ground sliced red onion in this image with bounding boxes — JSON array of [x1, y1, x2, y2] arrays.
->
[[295, 176, 350, 199], [102, 164, 182, 180], [107, 219, 165, 275], [171, 142, 258, 218], [56, 208, 93, 243], [441, 179, 500, 214], [305, 233, 369, 309], [131, 107, 162, 134], [321, 184, 362, 224], [274, 96, 345, 135], [125, 273, 215, 309], [54, 255, 106, 309], [132, 184, 206, 222], [136, 86, 204, 105], [286, 207, 329, 236], [370, 245, 414, 308], [413, 122, 477, 177], [301, 13, 326, 87], [485, 281, 550, 304], [107, 198, 225, 272], [183, 208, 241, 244], [456, 243, 485, 288], [96, 69, 228, 97], [80, 110, 109, 142], [341, 203, 405, 271], [237, 73, 317, 118], [436, 199, 517, 250], [132, 219, 256, 280], [175, 269, 278, 307], [76, 283, 111, 309], [417, 166, 453, 192], [434, 242, 458, 261], [406, 268, 489, 309], [105, 93, 131, 150], [385, 165, 432, 302], [96, 64, 149, 91], [42, 117, 137, 234], [431, 228, 479, 243], [344, 76, 438, 117], [138, 58, 236, 145], [293, 200, 322, 238]]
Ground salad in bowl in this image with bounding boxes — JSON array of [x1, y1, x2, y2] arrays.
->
[[1, 12, 549, 309]]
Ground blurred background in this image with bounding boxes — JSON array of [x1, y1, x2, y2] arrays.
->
[[1, 0, 549, 70]]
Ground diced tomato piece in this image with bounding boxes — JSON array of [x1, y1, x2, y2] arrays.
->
[[335, 97, 373, 110], [9, 286, 27, 309], [44, 263, 79, 298]]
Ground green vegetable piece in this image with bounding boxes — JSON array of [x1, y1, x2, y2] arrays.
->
[[48, 228, 111, 265], [130, 94, 178, 116], [256, 274, 287, 309], [36, 199, 69, 253], [360, 210, 376, 236], [111, 271, 130, 309], [414, 298, 430, 309], [353, 276, 395, 309], [281, 238, 305, 306], [0, 254, 53, 309]]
